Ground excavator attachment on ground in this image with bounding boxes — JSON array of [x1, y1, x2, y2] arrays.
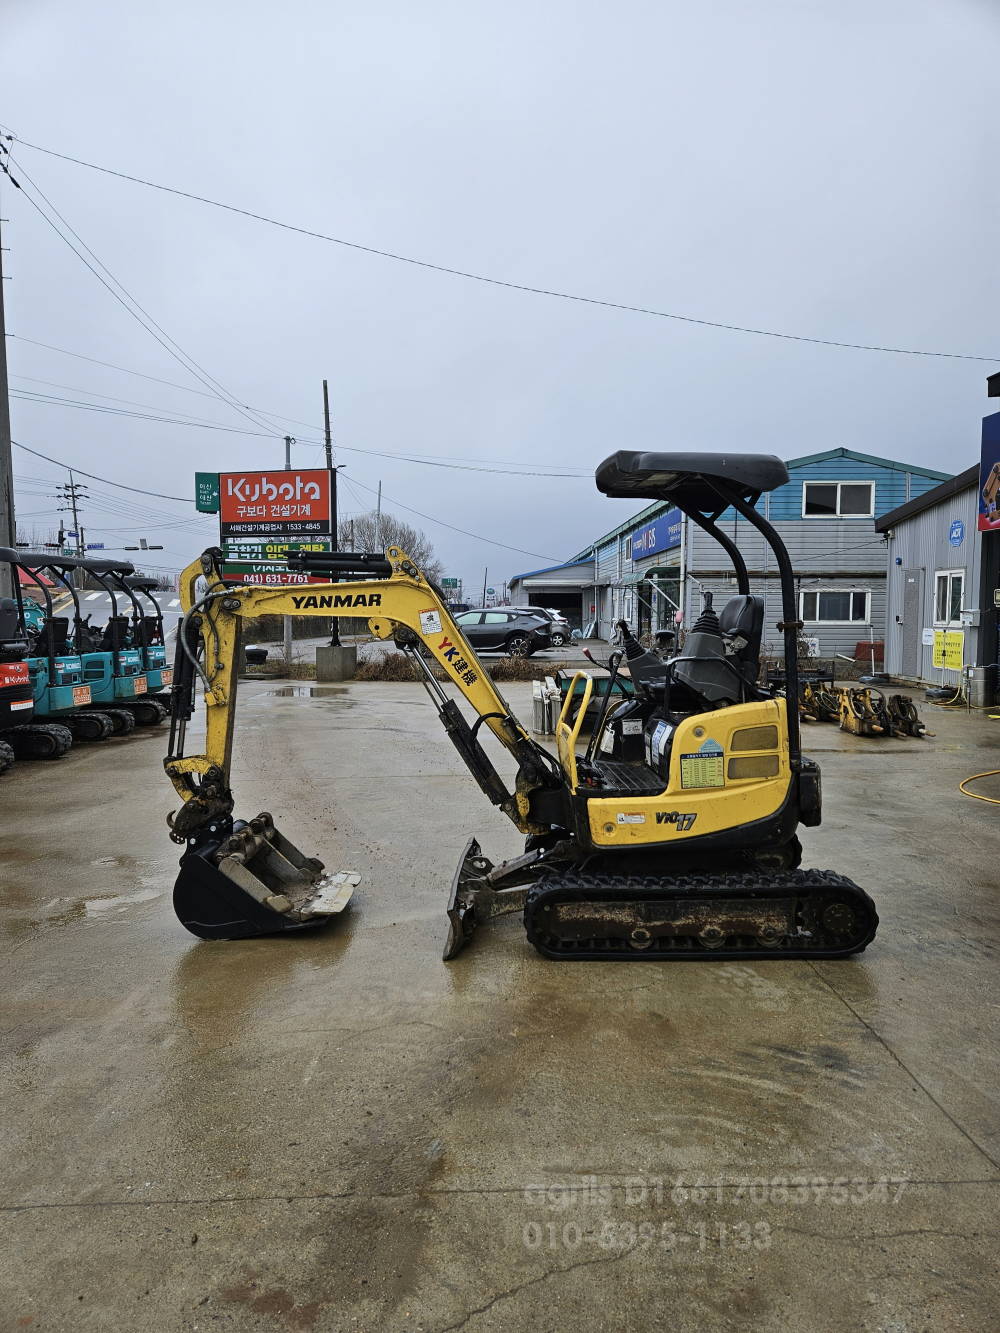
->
[[166, 452, 878, 960], [172, 812, 359, 940]]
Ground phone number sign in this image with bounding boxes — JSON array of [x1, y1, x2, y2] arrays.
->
[[221, 562, 330, 586]]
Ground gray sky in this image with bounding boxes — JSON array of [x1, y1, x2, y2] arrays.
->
[[2, 0, 998, 593]]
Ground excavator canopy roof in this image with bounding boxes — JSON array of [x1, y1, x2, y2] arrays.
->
[[595, 451, 789, 511], [7, 551, 136, 576]]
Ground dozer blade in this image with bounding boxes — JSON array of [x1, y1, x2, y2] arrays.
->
[[524, 869, 878, 961], [173, 812, 359, 941], [443, 837, 531, 960]]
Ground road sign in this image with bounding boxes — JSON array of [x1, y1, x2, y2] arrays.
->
[[441, 577, 460, 589], [86, 543, 105, 550], [196, 472, 221, 514], [65, 531, 78, 538], [219, 469, 333, 538]]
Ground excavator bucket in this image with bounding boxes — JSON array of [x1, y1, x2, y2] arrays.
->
[[173, 813, 359, 940]]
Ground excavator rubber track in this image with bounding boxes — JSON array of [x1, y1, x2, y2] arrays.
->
[[4, 722, 73, 760], [524, 869, 878, 961]]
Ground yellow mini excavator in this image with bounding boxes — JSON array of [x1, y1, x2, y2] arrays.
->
[[165, 451, 878, 960]]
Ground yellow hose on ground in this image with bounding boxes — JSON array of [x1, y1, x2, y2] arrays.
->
[[959, 772, 1000, 805]]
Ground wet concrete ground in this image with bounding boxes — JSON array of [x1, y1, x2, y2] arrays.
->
[[2, 682, 999, 1330]]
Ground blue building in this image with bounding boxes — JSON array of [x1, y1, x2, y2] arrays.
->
[[512, 448, 950, 656]]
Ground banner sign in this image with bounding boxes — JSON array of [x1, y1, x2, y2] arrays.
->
[[196, 472, 221, 514], [219, 469, 332, 537], [978, 412, 1000, 533], [631, 508, 682, 561], [222, 539, 330, 562]]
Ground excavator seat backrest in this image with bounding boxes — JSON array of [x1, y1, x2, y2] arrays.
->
[[75, 620, 101, 653], [141, 615, 162, 645], [42, 616, 72, 654], [0, 596, 20, 643], [719, 595, 764, 682], [98, 616, 131, 652]]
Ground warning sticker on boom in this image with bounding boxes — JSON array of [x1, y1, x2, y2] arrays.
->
[[419, 608, 443, 636], [680, 738, 725, 788]]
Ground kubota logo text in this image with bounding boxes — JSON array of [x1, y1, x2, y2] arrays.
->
[[225, 474, 322, 503]]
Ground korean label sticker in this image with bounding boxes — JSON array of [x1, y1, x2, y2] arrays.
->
[[420, 608, 443, 636], [680, 738, 725, 788]]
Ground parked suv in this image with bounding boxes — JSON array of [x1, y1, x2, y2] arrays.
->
[[520, 606, 571, 647], [453, 608, 552, 656]]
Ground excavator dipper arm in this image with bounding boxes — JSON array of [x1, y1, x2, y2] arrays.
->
[[164, 547, 564, 945]]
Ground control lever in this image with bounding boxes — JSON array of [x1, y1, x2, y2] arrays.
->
[[584, 649, 624, 765]]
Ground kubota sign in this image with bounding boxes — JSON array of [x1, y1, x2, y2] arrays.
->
[[219, 469, 333, 537]]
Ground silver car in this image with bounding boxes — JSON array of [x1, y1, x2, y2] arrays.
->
[[517, 606, 571, 647]]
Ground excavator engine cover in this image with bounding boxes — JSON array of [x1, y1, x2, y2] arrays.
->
[[173, 813, 358, 940]]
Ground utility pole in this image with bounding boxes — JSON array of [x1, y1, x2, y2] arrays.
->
[[283, 436, 294, 667], [322, 380, 333, 469], [323, 383, 341, 647], [482, 568, 488, 606], [375, 481, 382, 552], [55, 471, 88, 587], [0, 211, 16, 597]]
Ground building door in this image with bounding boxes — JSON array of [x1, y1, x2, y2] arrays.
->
[[901, 569, 923, 677]]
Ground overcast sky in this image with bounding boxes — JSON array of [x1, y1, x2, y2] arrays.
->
[[2, 0, 997, 593]]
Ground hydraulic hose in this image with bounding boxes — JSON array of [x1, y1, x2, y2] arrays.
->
[[958, 771, 1000, 806]]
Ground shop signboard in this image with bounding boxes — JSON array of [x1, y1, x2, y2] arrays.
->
[[631, 508, 682, 561]]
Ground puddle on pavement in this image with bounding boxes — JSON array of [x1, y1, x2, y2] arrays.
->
[[267, 685, 350, 699]]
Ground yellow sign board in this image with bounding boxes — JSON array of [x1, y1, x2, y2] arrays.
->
[[932, 629, 964, 670]]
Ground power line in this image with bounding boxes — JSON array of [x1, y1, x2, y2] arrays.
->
[[7, 334, 243, 402], [12, 439, 195, 501], [11, 383, 591, 477], [10, 389, 280, 438], [7, 335, 594, 473], [343, 473, 561, 563], [0, 144, 280, 438], [5, 131, 997, 364], [14, 434, 563, 562]]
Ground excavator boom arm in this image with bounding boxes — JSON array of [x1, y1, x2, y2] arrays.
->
[[165, 547, 559, 838]]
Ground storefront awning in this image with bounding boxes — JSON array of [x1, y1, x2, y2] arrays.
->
[[619, 563, 678, 584]]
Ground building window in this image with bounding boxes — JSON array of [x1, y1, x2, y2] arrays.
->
[[800, 589, 870, 623], [934, 570, 964, 625], [802, 481, 875, 518]]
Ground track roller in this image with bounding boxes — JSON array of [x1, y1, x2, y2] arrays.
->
[[0, 739, 14, 775]]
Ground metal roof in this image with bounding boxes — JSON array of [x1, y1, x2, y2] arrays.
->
[[507, 557, 594, 583], [874, 464, 979, 532]]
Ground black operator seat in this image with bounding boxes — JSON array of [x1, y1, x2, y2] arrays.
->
[[719, 595, 764, 684], [41, 617, 72, 654], [595, 451, 789, 508], [0, 599, 25, 655]]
